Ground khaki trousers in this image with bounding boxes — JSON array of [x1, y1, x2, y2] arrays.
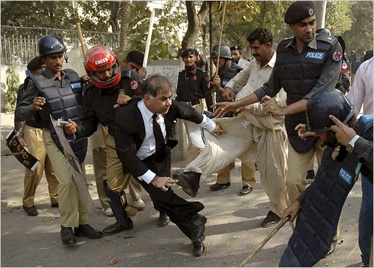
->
[[286, 138, 325, 203], [22, 125, 58, 207], [42, 129, 88, 227], [185, 111, 289, 217], [92, 146, 109, 209], [216, 162, 257, 188], [104, 133, 142, 201]]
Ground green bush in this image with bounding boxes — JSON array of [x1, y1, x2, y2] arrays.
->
[[5, 66, 20, 111]]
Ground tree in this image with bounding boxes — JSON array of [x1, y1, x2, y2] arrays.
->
[[341, 1, 373, 54], [180, 1, 209, 54], [314, 1, 327, 28], [118, 1, 131, 50], [5, 66, 19, 111]]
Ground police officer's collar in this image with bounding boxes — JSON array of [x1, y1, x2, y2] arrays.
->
[[285, 36, 317, 50], [184, 65, 197, 75], [42, 68, 67, 80]]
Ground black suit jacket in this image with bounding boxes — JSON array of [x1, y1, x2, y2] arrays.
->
[[115, 96, 205, 178]]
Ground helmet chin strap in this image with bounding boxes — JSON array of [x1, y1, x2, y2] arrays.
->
[[64, 52, 68, 63]]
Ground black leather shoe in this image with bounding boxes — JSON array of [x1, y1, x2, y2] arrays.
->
[[306, 169, 315, 181], [173, 172, 201, 197], [261, 211, 281, 228], [23, 205, 38, 216], [157, 212, 169, 227], [190, 214, 207, 242], [61, 226, 77, 245], [239, 186, 252, 195], [103, 219, 133, 235], [74, 224, 103, 239], [192, 236, 205, 257], [210, 182, 231, 191]]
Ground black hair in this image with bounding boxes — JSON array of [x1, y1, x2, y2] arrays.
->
[[126, 50, 144, 65], [247, 28, 273, 45]]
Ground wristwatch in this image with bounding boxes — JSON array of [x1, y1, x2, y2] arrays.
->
[[346, 135, 360, 153]]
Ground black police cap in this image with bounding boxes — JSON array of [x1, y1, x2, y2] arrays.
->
[[181, 48, 197, 57], [230, 45, 242, 51], [284, 1, 315, 24], [27, 56, 43, 71]]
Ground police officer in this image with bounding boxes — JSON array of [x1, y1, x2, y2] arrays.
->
[[209, 43, 243, 102], [230, 45, 250, 68], [15, 56, 59, 217], [175, 48, 213, 163], [67, 45, 170, 234], [15, 35, 102, 245], [280, 89, 373, 266]]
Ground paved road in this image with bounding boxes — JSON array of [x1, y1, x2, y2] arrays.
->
[[1, 112, 364, 267]]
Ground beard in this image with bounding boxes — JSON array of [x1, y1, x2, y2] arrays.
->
[[323, 131, 338, 148]]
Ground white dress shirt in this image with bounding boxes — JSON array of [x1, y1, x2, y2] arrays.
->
[[347, 57, 373, 116], [136, 100, 216, 184]]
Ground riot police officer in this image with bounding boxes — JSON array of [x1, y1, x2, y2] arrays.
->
[[209, 43, 243, 102], [15, 34, 103, 245]]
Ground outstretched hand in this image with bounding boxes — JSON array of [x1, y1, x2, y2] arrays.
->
[[209, 123, 225, 139], [211, 102, 240, 118], [151, 176, 178, 192]]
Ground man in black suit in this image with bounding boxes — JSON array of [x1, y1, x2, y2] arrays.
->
[[114, 74, 223, 257]]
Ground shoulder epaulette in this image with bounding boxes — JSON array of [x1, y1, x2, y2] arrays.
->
[[317, 34, 338, 46]]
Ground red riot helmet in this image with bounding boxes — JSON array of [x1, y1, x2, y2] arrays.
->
[[84, 45, 121, 89]]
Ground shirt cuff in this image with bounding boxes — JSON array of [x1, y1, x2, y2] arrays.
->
[[199, 114, 216, 132], [138, 170, 156, 184]]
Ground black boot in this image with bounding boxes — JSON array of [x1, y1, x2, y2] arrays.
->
[[61, 226, 76, 245], [103, 181, 134, 235], [172, 172, 201, 197], [192, 235, 205, 257], [157, 212, 170, 227], [74, 224, 103, 239]]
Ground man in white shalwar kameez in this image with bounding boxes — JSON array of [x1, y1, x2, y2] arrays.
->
[[174, 28, 289, 227]]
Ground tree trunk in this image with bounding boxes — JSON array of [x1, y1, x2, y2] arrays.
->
[[109, 2, 120, 32], [180, 1, 209, 56], [314, 0, 327, 29], [119, 1, 131, 50]]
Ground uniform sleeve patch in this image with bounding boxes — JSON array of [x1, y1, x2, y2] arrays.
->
[[131, 80, 142, 95], [332, 50, 342, 62], [130, 80, 138, 90]]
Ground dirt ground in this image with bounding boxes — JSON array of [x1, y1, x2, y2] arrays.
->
[[1, 111, 365, 267]]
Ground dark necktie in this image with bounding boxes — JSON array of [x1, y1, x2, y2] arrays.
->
[[152, 114, 166, 156]]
